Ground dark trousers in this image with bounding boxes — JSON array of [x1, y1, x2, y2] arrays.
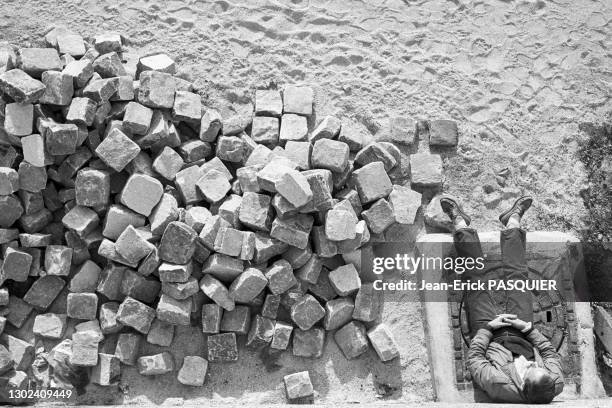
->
[[454, 228, 533, 338]]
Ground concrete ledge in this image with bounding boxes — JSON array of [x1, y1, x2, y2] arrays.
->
[[576, 303, 606, 398], [416, 236, 461, 402]]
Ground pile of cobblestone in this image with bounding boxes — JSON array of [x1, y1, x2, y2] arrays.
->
[[0, 29, 457, 401]]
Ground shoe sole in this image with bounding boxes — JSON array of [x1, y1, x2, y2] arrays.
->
[[499, 195, 533, 226], [440, 195, 471, 226]]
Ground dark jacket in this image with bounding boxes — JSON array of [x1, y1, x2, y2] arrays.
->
[[466, 327, 564, 403]]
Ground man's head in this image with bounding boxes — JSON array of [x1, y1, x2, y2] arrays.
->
[[523, 367, 556, 404]]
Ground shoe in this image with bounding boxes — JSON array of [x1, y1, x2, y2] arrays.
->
[[439, 195, 471, 226], [499, 195, 533, 226]]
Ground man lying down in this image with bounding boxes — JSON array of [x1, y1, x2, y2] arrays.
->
[[440, 195, 564, 404]]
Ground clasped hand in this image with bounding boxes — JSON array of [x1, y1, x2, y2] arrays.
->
[[488, 314, 530, 331]]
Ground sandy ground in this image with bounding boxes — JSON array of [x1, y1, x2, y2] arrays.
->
[[1, 0, 610, 229], [0, 0, 610, 405]]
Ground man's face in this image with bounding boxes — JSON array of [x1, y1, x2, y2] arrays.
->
[[514, 355, 537, 388], [522, 364, 537, 379]]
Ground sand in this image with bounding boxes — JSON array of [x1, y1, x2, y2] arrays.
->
[[0, 0, 610, 405], [2, 0, 609, 232], [1, 0, 609, 228]]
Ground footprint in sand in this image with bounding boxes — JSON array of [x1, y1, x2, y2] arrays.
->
[[268, 0, 311, 11], [326, 55, 351, 68], [468, 107, 494, 123], [309, 32, 326, 43]]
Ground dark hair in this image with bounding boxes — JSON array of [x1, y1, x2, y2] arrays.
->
[[524, 370, 556, 404]]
